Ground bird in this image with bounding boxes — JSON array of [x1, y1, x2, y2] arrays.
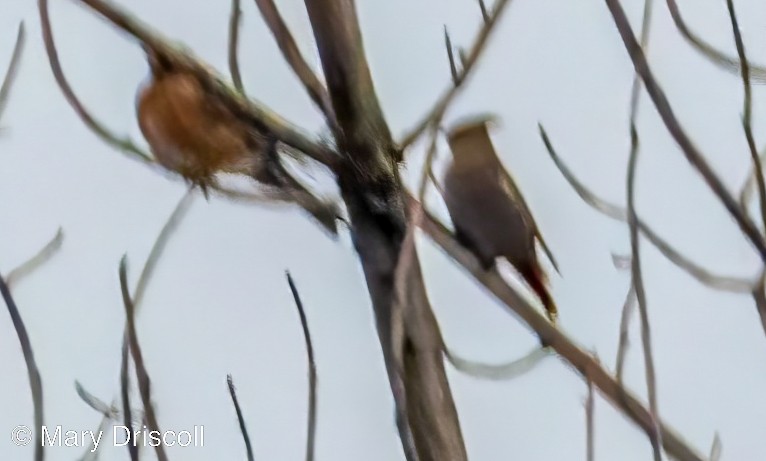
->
[[135, 49, 339, 235], [441, 115, 560, 322]]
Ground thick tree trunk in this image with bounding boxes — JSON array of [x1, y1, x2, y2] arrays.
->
[[302, 1, 467, 459]]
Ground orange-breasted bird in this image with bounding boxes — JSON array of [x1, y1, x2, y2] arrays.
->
[[442, 116, 560, 322], [136, 50, 338, 234]]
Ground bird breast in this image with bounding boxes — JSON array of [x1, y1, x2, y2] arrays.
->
[[136, 72, 261, 181]]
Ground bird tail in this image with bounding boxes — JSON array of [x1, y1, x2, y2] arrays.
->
[[522, 264, 558, 324]]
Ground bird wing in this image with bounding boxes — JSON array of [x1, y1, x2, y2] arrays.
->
[[497, 167, 561, 275]]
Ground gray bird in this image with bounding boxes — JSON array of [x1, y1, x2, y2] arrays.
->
[[442, 116, 560, 322]]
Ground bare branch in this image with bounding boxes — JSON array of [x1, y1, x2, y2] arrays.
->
[[228, 0, 245, 94], [119, 339, 138, 461], [119, 256, 168, 461], [415, 197, 707, 461], [604, 0, 766, 263], [615, 283, 637, 383], [585, 378, 595, 461], [444, 344, 551, 380], [132, 187, 195, 309], [6, 227, 64, 288], [399, 0, 513, 149], [227, 375, 255, 461], [726, 0, 766, 232], [285, 272, 318, 461], [0, 274, 44, 461], [664, 0, 766, 83], [477, 0, 490, 23], [627, 127, 663, 461], [443, 27, 459, 85], [253, 0, 337, 128], [0, 22, 25, 124], [75, 381, 118, 419], [540, 126, 755, 293]]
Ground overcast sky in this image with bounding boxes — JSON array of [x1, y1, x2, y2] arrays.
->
[[2, 0, 766, 460]]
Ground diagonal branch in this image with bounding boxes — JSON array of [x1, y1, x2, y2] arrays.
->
[[664, 0, 766, 84], [398, 0, 513, 150], [227, 375, 255, 461], [540, 126, 756, 294], [604, 0, 766, 264], [415, 197, 706, 461], [0, 22, 25, 124], [253, 0, 337, 128]]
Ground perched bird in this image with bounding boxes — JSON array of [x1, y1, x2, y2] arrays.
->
[[136, 49, 338, 234], [442, 116, 560, 322]]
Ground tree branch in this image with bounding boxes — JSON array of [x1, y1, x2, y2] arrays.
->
[[119, 256, 168, 461], [416, 198, 706, 461], [253, 0, 337, 128], [0, 22, 25, 124], [664, 0, 766, 84], [6, 227, 63, 289], [604, 0, 766, 263], [228, 0, 245, 94], [285, 272, 318, 461], [726, 0, 766, 231], [1, 274, 44, 461], [227, 375, 255, 461], [540, 125, 756, 294]]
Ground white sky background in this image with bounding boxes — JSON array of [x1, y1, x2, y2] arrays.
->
[[1, 0, 766, 459]]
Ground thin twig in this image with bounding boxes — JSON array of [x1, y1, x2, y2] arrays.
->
[[477, 0, 490, 23], [0, 22, 25, 124], [752, 271, 766, 338], [626, 126, 662, 461], [253, 0, 337, 128], [227, 375, 255, 461], [444, 27, 459, 85], [399, 0, 513, 149], [444, 345, 551, 380], [615, 283, 637, 384], [585, 378, 595, 461], [665, 0, 766, 84], [6, 228, 64, 288], [604, 0, 766, 264], [540, 125, 755, 293], [418, 124, 441, 202], [119, 256, 168, 461], [39, 0, 152, 163], [285, 272, 318, 461], [75, 381, 118, 419], [119, 339, 138, 461], [628, 0, 653, 122], [228, 0, 245, 94], [726, 0, 766, 231], [132, 187, 195, 309], [1, 274, 44, 461], [414, 195, 706, 461]]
